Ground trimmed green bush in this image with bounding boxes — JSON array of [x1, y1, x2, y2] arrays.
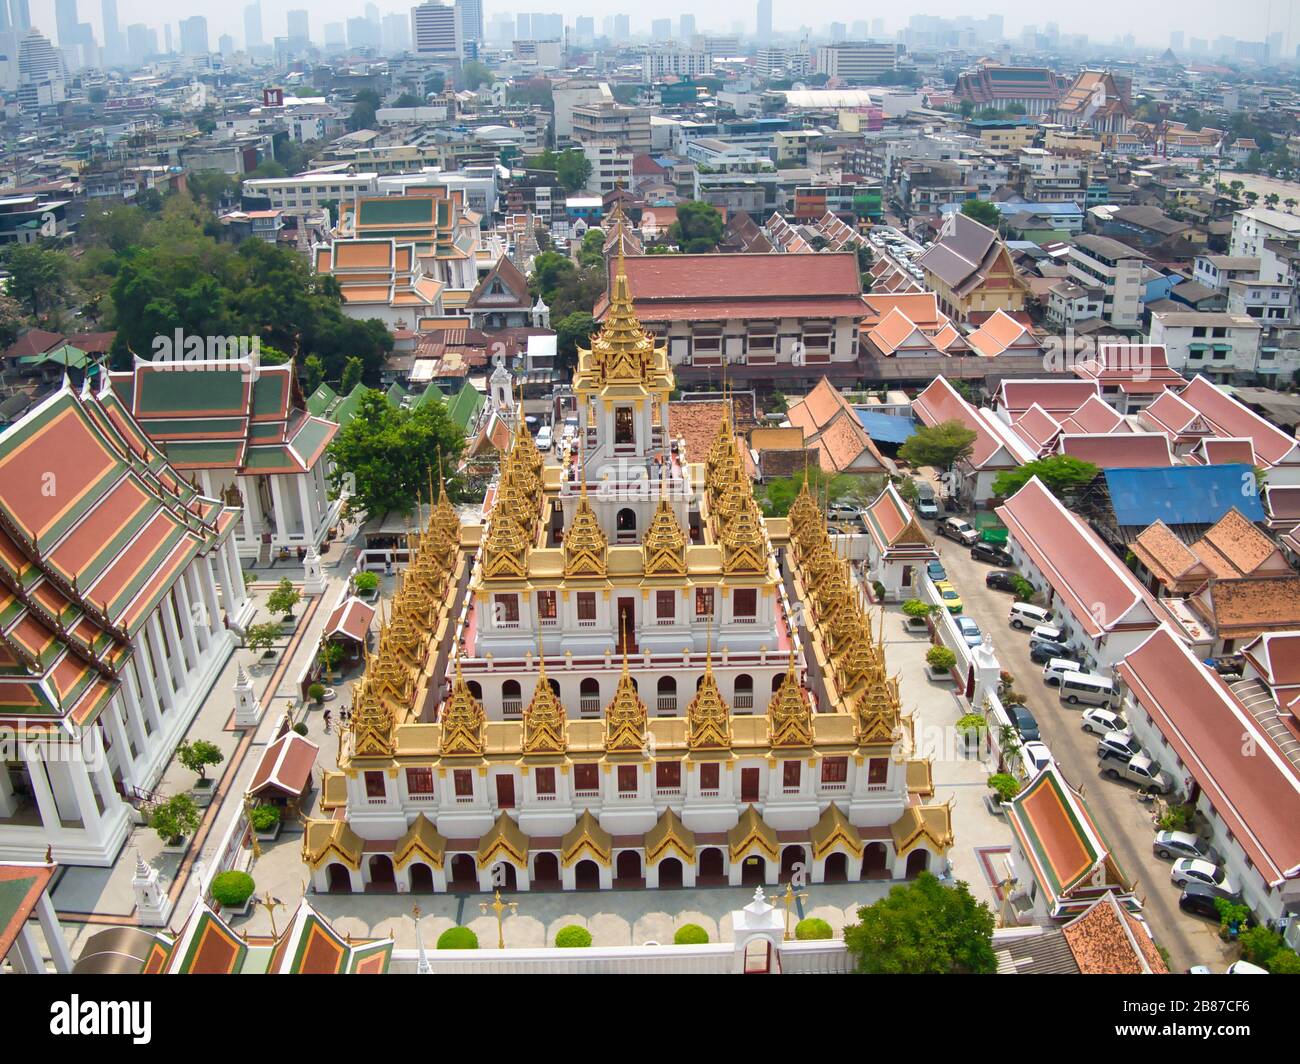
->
[[292, 722, 309, 736], [437, 926, 479, 949], [250, 804, 280, 832], [353, 571, 379, 593], [988, 773, 1021, 803], [871, 580, 887, 601], [210, 870, 255, 908], [795, 917, 833, 941], [926, 645, 957, 671], [555, 925, 593, 948], [308, 683, 326, 704], [902, 599, 933, 619], [673, 923, 709, 945], [150, 793, 200, 846]]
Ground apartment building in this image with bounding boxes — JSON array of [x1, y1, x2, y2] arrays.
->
[[1065, 234, 1147, 330], [1017, 148, 1089, 203], [1148, 310, 1268, 383], [1231, 206, 1300, 267], [1192, 254, 1261, 293], [571, 102, 652, 155], [812, 41, 901, 82], [243, 172, 380, 211]]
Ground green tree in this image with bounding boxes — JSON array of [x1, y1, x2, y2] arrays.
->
[[960, 199, 1001, 229], [843, 872, 997, 974], [555, 149, 592, 192], [177, 740, 224, 783], [186, 170, 236, 209], [0, 291, 24, 347], [303, 355, 325, 394], [554, 311, 597, 361], [392, 92, 424, 108], [461, 61, 493, 90], [667, 201, 725, 253], [1, 243, 69, 323], [959, 99, 974, 118], [245, 622, 282, 655], [266, 577, 301, 619], [150, 794, 201, 846], [328, 389, 466, 516], [898, 420, 978, 472], [990, 456, 1100, 503], [340, 355, 365, 394]]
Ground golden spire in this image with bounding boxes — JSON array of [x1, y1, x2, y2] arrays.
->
[[563, 482, 608, 577], [440, 656, 486, 756], [604, 649, 648, 753], [686, 630, 732, 751], [643, 498, 687, 576], [769, 650, 814, 748], [522, 648, 567, 755]]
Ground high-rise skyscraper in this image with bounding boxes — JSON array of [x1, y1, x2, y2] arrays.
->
[[179, 15, 209, 54], [411, 2, 459, 56], [9, 0, 30, 33], [100, 0, 119, 62], [244, 3, 263, 49], [574, 15, 594, 45], [516, 13, 531, 40], [756, 0, 773, 42], [286, 9, 309, 43], [382, 12, 410, 52], [126, 22, 155, 64], [54, 0, 79, 48], [456, 0, 482, 44], [613, 14, 629, 42], [652, 18, 671, 41]]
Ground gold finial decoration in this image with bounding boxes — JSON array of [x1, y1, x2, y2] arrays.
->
[[642, 498, 687, 576], [686, 630, 732, 751], [478, 888, 519, 950], [440, 656, 486, 756], [768, 651, 814, 749], [522, 649, 567, 755], [604, 648, 647, 753], [349, 681, 396, 758], [563, 484, 607, 577]]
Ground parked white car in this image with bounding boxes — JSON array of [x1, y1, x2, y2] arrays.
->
[[1020, 741, 1055, 777], [1080, 707, 1128, 737], [1171, 858, 1240, 900]]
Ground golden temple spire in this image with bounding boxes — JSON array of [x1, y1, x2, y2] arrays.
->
[[686, 626, 732, 751], [522, 644, 567, 755], [768, 650, 814, 749], [604, 647, 648, 753], [440, 655, 486, 756]]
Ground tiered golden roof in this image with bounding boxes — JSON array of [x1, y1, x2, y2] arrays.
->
[[521, 653, 567, 756], [574, 249, 673, 396], [604, 653, 647, 753], [685, 651, 732, 751], [768, 654, 815, 749], [481, 404, 545, 581], [563, 479, 608, 578], [440, 659, 486, 756], [642, 498, 687, 576]]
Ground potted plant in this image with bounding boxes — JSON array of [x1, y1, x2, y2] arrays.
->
[[178, 740, 225, 806], [292, 721, 309, 736], [267, 578, 301, 626], [673, 923, 709, 945], [555, 925, 593, 948], [318, 642, 344, 684], [308, 682, 327, 706], [794, 917, 833, 941], [987, 773, 1021, 812], [1215, 897, 1252, 941], [210, 870, 256, 916], [902, 599, 934, 630], [353, 570, 380, 601], [250, 803, 281, 841], [245, 621, 282, 660], [926, 645, 956, 679], [150, 793, 201, 851], [1011, 575, 1035, 602], [437, 926, 478, 949]]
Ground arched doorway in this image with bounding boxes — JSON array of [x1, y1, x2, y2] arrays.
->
[[467, 680, 483, 701], [734, 674, 754, 710], [771, 673, 785, 692], [824, 852, 848, 883], [861, 843, 888, 879], [905, 849, 930, 880], [494, 862, 519, 891], [780, 845, 805, 883], [741, 855, 765, 886], [326, 863, 352, 893], [743, 938, 774, 974], [616, 508, 637, 534], [615, 850, 642, 886], [408, 863, 434, 892], [533, 852, 560, 888], [574, 859, 600, 890], [367, 855, 396, 892], [580, 677, 600, 715], [699, 848, 724, 883], [545, 676, 560, 698], [449, 853, 477, 889], [502, 679, 522, 715], [657, 675, 677, 714], [658, 857, 683, 888]]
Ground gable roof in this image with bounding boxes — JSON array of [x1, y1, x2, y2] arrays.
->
[[1178, 375, 1300, 468], [912, 376, 1015, 469], [1061, 891, 1167, 974], [1058, 433, 1172, 468], [465, 255, 530, 310]]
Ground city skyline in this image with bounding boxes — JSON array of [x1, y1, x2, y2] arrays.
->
[[13, 0, 1299, 55]]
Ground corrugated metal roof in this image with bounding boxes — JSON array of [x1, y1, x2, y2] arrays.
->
[[1103, 463, 1265, 527], [853, 408, 916, 444]]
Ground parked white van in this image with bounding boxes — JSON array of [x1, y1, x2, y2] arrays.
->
[[1059, 671, 1117, 708], [1009, 602, 1052, 630]]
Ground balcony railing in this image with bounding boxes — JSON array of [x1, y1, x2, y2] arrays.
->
[[407, 793, 436, 802], [734, 693, 754, 710], [866, 783, 888, 793], [656, 786, 682, 797], [574, 789, 600, 800], [502, 699, 522, 716], [820, 782, 847, 793], [698, 788, 720, 798], [656, 696, 677, 712], [782, 786, 801, 795], [367, 797, 387, 805], [656, 617, 675, 626], [455, 795, 475, 804], [534, 793, 557, 802], [579, 696, 600, 713]]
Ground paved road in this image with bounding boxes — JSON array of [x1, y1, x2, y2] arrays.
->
[[931, 531, 1237, 973]]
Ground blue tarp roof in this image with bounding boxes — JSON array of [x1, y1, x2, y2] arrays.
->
[[1103, 464, 1265, 527], [853, 409, 917, 445]]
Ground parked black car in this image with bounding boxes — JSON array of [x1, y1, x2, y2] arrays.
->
[[1178, 885, 1223, 921], [985, 569, 1017, 592], [1005, 702, 1040, 742], [971, 541, 1014, 567], [1029, 639, 1072, 664]]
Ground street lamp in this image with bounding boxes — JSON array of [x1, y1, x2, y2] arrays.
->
[[478, 888, 518, 949], [242, 792, 261, 860], [778, 882, 808, 941]]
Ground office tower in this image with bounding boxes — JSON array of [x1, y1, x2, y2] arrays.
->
[[286, 9, 309, 43], [9, 0, 29, 32], [382, 12, 411, 51], [829, 22, 845, 43], [346, 18, 379, 48], [163, 23, 172, 53], [652, 18, 671, 41], [126, 23, 153, 64], [680, 14, 695, 39], [614, 14, 629, 42], [244, 3, 263, 49], [756, 0, 772, 42], [17, 28, 66, 108], [411, 2, 459, 55], [218, 33, 234, 56], [575, 15, 594, 45], [516, 13, 530, 40], [456, 0, 482, 43], [54, 0, 78, 47], [100, 0, 120, 60], [533, 13, 562, 38], [179, 15, 209, 54]]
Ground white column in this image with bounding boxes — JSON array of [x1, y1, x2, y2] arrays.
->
[[297, 474, 315, 545], [157, 603, 188, 694], [200, 555, 223, 640], [128, 656, 162, 737], [66, 756, 103, 835], [13, 925, 43, 973], [23, 748, 62, 832], [173, 582, 201, 670], [214, 544, 234, 618], [144, 617, 176, 714], [37, 894, 72, 974], [0, 758, 15, 817], [225, 535, 248, 612], [269, 476, 288, 542], [103, 699, 137, 790], [238, 475, 258, 545]]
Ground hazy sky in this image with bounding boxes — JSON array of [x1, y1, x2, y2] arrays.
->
[[25, 0, 1300, 55]]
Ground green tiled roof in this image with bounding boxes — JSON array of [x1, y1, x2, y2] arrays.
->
[[251, 375, 288, 418], [290, 418, 335, 464], [358, 198, 434, 226], [136, 370, 245, 414], [307, 384, 337, 417], [162, 440, 245, 466], [446, 384, 485, 431]]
